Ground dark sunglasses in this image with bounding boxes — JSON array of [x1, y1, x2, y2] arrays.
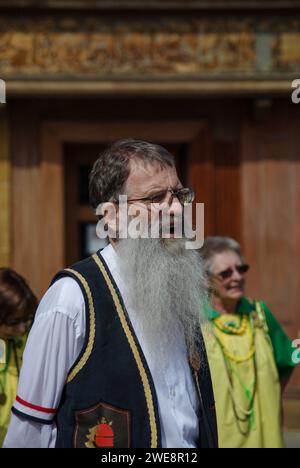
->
[[215, 264, 250, 280], [114, 187, 195, 206]]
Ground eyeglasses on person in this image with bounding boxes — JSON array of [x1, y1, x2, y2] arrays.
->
[[214, 264, 250, 281], [113, 187, 195, 206]]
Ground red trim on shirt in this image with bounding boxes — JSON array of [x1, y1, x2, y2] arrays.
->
[[16, 396, 57, 414]]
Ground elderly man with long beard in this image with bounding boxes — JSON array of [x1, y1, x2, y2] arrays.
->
[[4, 139, 218, 449]]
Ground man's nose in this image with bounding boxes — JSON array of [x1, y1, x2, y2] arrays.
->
[[167, 195, 183, 217]]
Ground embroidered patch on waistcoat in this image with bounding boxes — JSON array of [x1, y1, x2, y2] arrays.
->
[[73, 401, 131, 448]]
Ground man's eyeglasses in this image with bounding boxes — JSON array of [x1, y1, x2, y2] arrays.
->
[[214, 264, 250, 281], [114, 187, 195, 206]]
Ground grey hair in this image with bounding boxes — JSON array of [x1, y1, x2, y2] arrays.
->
[[89, 139, 175, 210], [199, 236, 244, 273]]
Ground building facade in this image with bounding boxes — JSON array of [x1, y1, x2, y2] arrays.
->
[[0, 0, 300, 429]]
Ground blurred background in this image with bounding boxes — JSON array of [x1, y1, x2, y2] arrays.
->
[[0, 0, 299, 441]]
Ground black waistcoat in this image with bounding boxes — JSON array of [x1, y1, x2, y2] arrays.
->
[[52, 251, 218, 448]]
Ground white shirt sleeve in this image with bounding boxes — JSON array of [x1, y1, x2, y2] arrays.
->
[[3, 277, 86, 448]]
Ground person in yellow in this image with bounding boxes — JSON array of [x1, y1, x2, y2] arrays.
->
[[0, 268, 37, 446], [200, 237, 297, 449]]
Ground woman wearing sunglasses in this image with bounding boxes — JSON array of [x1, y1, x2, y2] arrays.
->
[[200, 237, 297, 448], [0, 268, 37, 446]]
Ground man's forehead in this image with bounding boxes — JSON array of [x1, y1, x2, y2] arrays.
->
[[126, 160, 178, 194]]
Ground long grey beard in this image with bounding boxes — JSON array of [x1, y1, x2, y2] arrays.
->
[[115, 238, 209, 368]]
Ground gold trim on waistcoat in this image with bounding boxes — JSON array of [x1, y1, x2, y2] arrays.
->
[[65, 268, 96, 384], [92, 253, 158, 449]]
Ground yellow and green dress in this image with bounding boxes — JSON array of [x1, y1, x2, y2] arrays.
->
[[204, 297, 297, 448], [0, 336, 26, 447]]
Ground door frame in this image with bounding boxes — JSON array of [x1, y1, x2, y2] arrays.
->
[[13, 120, 210, 297]]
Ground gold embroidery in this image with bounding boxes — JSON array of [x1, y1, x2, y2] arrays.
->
[[254, 301, 269, 334], [65, 269, 96, 383], [92, 254, 158, 449]]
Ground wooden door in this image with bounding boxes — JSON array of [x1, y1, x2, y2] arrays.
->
[[64, 131, 242, 266]]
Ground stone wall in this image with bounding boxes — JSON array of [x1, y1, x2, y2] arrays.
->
[[0, 14, 299, 80]]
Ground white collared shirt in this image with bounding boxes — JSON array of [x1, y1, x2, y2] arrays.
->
[[4, 244, 199, 448]]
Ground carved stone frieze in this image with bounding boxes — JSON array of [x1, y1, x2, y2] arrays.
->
[[0, 15, 299, 79]]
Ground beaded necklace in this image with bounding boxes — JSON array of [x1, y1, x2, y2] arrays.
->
[[213, 313, 258, 436], [214, 317, 255, 363], [214, 314, 248, 336]]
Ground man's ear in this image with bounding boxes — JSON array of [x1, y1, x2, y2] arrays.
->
[[96, 202, 118, 239]]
